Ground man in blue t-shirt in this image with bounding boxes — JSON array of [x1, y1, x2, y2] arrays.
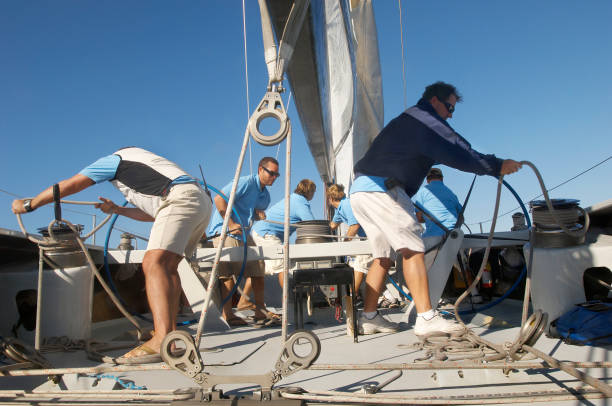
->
[[206, 157, 278, 326], [413, 167, 462, 238]]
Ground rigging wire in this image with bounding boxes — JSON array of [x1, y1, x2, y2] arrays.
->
[[397, 0, 408, 110], [242, 0, 253, 175], [468, 154, 612, 226]]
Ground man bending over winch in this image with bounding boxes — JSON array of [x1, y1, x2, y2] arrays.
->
[[12, 147, 212, 359], [350, 81, 522, 336]]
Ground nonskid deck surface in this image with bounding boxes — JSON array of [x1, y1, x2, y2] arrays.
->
[[4, 299, 611, 405]]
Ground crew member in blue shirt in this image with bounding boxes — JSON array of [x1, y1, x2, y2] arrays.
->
[[251, 179, 316, 288], [206, 157, 279, 326], [413, 167, 461, 238], [414, 167, 484, 305], [327, 184, 369, 302], [350, 81, 522, 336]]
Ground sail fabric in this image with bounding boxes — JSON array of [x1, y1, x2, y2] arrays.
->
[[268, 0, 383, 187]]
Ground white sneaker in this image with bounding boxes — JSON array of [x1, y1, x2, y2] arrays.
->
[[358, 312, 398, 335], [414, 312, 465, 337]]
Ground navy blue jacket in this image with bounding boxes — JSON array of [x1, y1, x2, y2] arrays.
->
[[354, 99, 503, 197]]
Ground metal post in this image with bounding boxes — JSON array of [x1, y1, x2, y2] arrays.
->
[[34, 247, 44, 350], [281, 126, 292, 343]]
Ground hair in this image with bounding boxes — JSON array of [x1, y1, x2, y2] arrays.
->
[[258, 156, 279, 168], [326, 183, 345, 201], [294, 179, 316, 198], [426, 170, 443, 181], [422, 81, 463, 103]]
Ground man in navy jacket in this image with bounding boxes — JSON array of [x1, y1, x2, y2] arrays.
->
[[350, 81, 521, 336]]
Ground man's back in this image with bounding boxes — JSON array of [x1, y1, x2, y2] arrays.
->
[[414, 180, 461, 237]]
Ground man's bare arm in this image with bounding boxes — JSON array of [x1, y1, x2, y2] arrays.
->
[[346, 224, 361, 237], [95, 197, 154, 222], [12, 174, 95, 214], [213, 194, 242, 234]]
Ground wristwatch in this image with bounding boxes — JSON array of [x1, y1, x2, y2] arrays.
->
[[23, 199, 34, 212]]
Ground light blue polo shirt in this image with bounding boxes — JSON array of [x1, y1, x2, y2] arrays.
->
[[79, 153, 194, 185], [332, 198, 366, 237], [206, 174, 271, 240], [349, 175, 387, 194], [413, 180, 462, 237], [251, 193, 315, 240]]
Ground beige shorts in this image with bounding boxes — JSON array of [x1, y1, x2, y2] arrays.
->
[[147, 183, 212, 257], [211, 234, 265, 278], [348, 254, 373, 274], [351, 187, 424, 259], [251, 230, 294, 275]]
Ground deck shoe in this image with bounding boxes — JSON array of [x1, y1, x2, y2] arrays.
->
[[414, 311, 465, 337], [358, 311, 398, 335]]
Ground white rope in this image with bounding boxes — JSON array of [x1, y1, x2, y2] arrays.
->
[[397, 0, 408, 110], [242, 0, 253, 175]]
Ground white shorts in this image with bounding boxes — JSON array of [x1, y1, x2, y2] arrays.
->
[[351, 188, 424, 259], [251, 231, 286, 275], [147, 183, 212, 258], [348, 254, 372, 274]]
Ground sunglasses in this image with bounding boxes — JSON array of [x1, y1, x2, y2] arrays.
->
[[262, 166, 281, 177], [441, 100, 455, 114]]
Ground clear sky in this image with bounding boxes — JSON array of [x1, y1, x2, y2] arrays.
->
[[1, 1, 611, 246]]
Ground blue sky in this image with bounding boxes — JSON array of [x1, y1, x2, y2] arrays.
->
[[1, 1, 611, 245]]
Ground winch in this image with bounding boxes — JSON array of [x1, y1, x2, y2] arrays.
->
[[530, 198, 587, 248]]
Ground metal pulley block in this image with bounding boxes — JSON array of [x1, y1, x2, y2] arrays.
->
[[248, 91, 290, 146], [161, 329, 320, 397]]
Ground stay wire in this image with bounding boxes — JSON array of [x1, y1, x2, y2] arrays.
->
[[242, 0, 253, 175], [397, 0, 407, 110]]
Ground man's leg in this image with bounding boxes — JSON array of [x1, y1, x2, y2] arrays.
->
[[398, 249, 432, 313], [363, 258, 391, 313], [354, 271, 364, 298], [251, 276, 268, 319], [137, 248, 183, 354], [237, 277, 254, 309]]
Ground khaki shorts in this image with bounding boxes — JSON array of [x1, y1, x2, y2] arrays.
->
[[351, 187, 424, 259], [147, 184, 212, 257], [251, 230, 294, 275], [348, 254, 373, 274], [211, 234, 265, 278]]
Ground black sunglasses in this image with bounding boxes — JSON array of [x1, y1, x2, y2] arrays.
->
[[441, 100, 455, 114], [262, 166, 280, 177]]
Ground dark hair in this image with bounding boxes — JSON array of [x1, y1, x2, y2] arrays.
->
[[422, 81, 463, 103], [294, 179, 316, 198], [258, 157, 279, 168]]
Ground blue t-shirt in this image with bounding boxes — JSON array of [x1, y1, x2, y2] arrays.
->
[[206, 174, 271, 240], [413, 180, 462, 237], [251, 193, 315, 240], [349, 175, 387, 194], [332, 198, 366, 237], [79, 153, 194, 185], [79, 154, 121, 183]]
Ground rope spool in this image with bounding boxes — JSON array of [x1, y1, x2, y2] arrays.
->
[[530, 198, 587, 248], [295, 220, 333, 244]]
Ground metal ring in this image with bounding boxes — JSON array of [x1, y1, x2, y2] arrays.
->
[[248, 91, 289, 146], [275, 330, 320, 376], [160, 330, 203, 378]]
